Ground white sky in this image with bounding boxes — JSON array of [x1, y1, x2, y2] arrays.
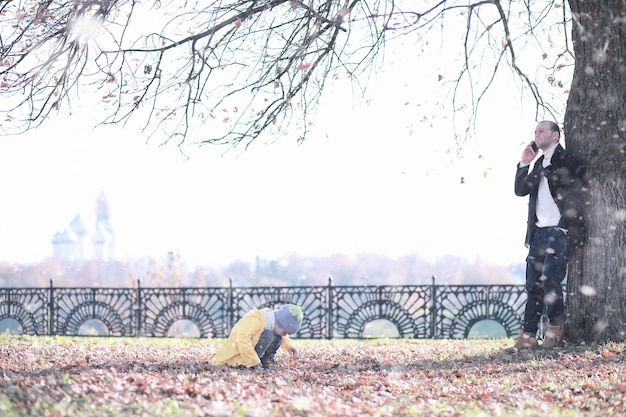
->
[[0, 7, 559, 269], [0, 84, 533, 269]]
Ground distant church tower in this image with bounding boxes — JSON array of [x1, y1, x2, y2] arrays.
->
[[92, 191, 114, 260], [70, 214, 88, 259], [51, 226, 79, 262], [51, 192, 115, 261]]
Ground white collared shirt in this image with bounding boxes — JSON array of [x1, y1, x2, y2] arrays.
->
[[535, 143, 561, 227]]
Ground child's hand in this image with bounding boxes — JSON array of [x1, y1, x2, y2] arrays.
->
[[288, 346, 299, 358]]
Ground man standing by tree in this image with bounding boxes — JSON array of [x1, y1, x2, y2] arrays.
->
[[506, 121, 587, 353]]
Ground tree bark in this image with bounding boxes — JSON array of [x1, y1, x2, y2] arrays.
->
[[564, 0, 626, 343]]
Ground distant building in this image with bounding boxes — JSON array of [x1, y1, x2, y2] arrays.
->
[[51, 192, 115, 262]]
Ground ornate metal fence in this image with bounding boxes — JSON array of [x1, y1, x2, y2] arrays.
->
[[0, 278, 531, 339]]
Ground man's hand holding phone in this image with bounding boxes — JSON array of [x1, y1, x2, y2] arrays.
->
[[530, 142, 539, 153], [521, 141, 539, 165]]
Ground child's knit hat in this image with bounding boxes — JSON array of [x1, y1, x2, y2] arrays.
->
[[274, 304, 303, 335]]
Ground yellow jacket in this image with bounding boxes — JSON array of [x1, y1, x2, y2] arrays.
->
[[210, 308, 294, 368]]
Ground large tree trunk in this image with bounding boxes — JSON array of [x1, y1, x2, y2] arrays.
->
[[564, 0, 626, 343]]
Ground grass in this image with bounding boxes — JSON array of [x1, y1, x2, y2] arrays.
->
[[1, 334, 625, 416]]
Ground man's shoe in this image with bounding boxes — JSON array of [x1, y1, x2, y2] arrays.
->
[[540, 325, 564, 349], [504, 330, 538, 353]]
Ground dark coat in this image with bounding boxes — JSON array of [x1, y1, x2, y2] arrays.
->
[[514, 144, 587, 248]]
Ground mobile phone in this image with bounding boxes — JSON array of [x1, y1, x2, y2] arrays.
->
[[530, 142, 539, 153]]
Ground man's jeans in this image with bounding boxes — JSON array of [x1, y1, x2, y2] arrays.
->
[[523, 226, 571, 334], [255, 329, 283, 362]]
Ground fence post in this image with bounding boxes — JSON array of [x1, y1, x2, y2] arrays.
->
[[48, 280, 54, 336], [228, 278, 234, 334], [430, 275, 437, 339], [327, 276, 333, 340], [136, 280, 142, 337]]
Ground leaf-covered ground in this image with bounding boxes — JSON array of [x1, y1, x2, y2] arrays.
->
[[1, 335, 625, 416]]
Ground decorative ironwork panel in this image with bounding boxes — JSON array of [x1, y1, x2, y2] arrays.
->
[[435, 285, 527, 339], [0, 288, 49, 335], [230, 286, 328, 339], [140, 288, 229, 337], [53, 288, 135, 336], [331, 285, 430, 339]]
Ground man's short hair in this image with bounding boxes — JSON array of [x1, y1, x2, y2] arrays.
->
[[540, 120, 561, 137]]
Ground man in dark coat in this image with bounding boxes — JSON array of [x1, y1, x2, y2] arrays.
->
[[506, 121, 587, 352]]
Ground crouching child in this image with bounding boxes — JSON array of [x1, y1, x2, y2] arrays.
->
[[210, 304, 303, 369]]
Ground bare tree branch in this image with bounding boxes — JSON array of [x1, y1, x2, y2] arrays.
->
[[1, 0, 573, 148]]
